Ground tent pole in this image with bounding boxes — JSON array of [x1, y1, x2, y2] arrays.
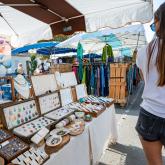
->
[[0, 13, 19, 36]]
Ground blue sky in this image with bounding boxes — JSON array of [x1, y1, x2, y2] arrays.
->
[[144, 0, 164, 42]]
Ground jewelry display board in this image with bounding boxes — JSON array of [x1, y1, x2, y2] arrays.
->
[[38, 92, 61, 115], [31, 74, 58, 96], [13, 117, 54, 138], [75, 84, 88, 100], [44, 107, 75, 121], [0, 129, 12, 143], [60, 88, 73, 107], [11, 147, 49, 165], [60, 72, 77, 88], [0, 137, 29, 162], [1, 100, 39, 130]]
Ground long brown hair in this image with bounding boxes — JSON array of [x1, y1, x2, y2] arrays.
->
[[148, 2, 165, 86]]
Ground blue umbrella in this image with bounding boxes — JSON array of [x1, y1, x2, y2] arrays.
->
[[12, 42, 59, 55]]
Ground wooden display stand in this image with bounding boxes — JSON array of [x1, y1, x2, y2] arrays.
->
[[49, 64, 72, 73], [0, 119, 3, 129], [109, 63, 130, 107], [71, 87, 77, 102]]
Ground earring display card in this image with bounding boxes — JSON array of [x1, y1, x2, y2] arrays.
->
[[13, 117, 54, 138], [75, 84, 88, 100], [38, 92, 61, 115], [0, 137, 29, 162], [60, 72, 77, 88], [3, 100, 39, 130], [31, 74, 58, 96], [45, 107, 75, 121], [60, 88, 73, 107], [11, 147, 49, 165], [0, 129, 12, 143]]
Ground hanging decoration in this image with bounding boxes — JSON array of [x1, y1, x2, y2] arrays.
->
[[77, 42, 84, 82]]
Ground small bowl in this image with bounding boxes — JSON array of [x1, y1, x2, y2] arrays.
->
[[46, 135, 62, 147], [50, 128, 70, 137], [75, 112, 85, 118]]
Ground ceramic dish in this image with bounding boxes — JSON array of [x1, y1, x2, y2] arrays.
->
[[50, 128, 70, 137], [46, 135, 62, 147]]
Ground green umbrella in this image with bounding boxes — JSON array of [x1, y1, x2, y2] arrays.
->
[[77, 42, 83, 82]]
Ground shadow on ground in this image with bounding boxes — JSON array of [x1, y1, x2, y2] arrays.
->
[[108, 143, 147, 165], [114, 82, 144, 117]]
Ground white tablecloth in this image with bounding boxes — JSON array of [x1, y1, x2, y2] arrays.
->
[[45, 104, 117, 165], [89, 104, 117, 164]]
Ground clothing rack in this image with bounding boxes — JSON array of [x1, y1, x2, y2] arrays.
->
[[72, 63, 110, 97]]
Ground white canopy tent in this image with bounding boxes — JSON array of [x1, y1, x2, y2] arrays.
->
[[0, 3, 53, 48], [66, 0, 153, 32], [57, 24, 147, 55]]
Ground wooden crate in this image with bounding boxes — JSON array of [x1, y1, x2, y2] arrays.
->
[[49, 64, 72, 73], [109, 63, 129, 106]]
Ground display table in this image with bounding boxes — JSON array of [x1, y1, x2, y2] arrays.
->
[[44, 103, 117, 165], [89, 104, 117, 164]]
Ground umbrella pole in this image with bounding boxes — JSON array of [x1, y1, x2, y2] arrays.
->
[[0, 13, 19, 36]]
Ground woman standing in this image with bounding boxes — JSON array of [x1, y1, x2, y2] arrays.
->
[[136, 2, 165, 165]]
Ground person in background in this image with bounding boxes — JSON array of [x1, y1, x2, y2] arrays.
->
[[15, 63, 24, 75], [136, 2, 165, 165]]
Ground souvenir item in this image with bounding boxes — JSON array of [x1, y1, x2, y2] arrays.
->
[[67, 114, 76, 122], [11, 147, 49, 165], [2, 100, 39, 130], [38, 92, 61, 115], [50, 127, 69, 137], [14, 74, 30, 99], [13, 117, 54, 138], [46, 135, 62, 147], [75, 112, 85, 118], [0, 137, 29, 162], [75, 84, 88, 100], [60, 88, 73, 106], [69, 102, 105, 117], [67, 119, 85, 136], [84, 114, 92, 122], [31, 74, 58, 96], [31, 127, 49, 145], [45, 107, 75, 121], [55, 119, 70, 128], [0, 129, 12, 143]]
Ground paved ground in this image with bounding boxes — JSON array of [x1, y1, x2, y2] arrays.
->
[[99, 82, 165, 165]]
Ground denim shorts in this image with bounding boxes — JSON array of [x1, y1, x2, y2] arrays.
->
[[136, 108, 165, 145]]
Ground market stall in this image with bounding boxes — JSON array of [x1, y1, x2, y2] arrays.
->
[[0, 72, 117, 165], [56, 24, 145, 106]]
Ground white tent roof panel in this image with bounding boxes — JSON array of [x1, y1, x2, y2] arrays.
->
[[66, 0, 153, 32], [0, 4, 53, 48]]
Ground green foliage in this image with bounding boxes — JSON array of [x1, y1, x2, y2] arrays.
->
[[29, 54, 37, 75]]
